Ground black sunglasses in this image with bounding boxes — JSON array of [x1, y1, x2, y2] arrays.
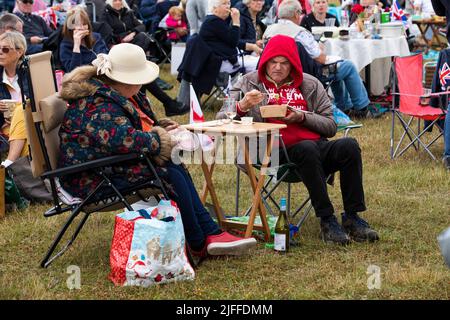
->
[[0, 47, 18, 54], [21, 0, 34, 4]]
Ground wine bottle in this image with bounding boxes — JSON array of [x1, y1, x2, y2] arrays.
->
[[274, 197, 290, 253]]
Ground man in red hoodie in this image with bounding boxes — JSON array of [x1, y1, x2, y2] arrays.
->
[[218, 35, 379, 245]]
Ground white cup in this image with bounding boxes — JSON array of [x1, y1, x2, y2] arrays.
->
[[241, 117, 253, 125], [1, 99, 18, 120]]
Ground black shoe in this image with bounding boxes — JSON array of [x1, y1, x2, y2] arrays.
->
[[348, 108, 370, 119], [341, 212, 379, 242], [164, 100, 189, 117], [444, 157, 450, 170], [155, 77, 173, 91], [320, 215, 351, 245]]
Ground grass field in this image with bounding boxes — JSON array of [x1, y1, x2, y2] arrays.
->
[[0, 65, 449, 300]]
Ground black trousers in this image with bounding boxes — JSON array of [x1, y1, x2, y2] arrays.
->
[[281, 138, 366, 218]]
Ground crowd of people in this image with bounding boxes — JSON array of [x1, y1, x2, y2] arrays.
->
[[0, 0, 449, 265]]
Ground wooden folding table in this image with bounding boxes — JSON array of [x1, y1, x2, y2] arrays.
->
[[182, 121, 286, 241]]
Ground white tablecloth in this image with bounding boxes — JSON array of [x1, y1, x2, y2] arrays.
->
[[324, 36, 411, 95]]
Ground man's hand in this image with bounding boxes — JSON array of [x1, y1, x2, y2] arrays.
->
[[239, 89, 265, 112], [30, 36, 43, 44], [282, 109, 305, 124]]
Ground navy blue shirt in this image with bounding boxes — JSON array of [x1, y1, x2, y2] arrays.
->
[[59, 33, 108, 73], [199, 15, 241, 64]]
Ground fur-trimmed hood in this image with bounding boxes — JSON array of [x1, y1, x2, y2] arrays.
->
[[59, 66, 99, 101]]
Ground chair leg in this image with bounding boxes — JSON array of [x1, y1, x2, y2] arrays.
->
[[40, 209, 90, 268]]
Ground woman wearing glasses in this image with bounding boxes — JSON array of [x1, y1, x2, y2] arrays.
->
[[0, 31, 29, 168]]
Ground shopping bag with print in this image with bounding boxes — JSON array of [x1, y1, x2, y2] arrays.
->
[[109, 199, 195, 287]]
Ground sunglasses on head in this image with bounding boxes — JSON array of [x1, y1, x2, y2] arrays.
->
[[0, 47, 17, 54], [21, 0, 34, 4]]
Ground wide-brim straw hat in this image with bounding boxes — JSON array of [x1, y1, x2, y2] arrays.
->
[[104, 43, 159, 85]]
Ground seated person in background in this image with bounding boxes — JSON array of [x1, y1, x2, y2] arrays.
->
[[0, 31, 29, 168], [61, 7, 187, 117], [264, 0, 378, 118], [300, 0, 340, 32], [200, 0, 261, 74], [0, 13, 24, 34], [166, 6, 189, 42], [59, 8, 109, 73], [237, 0, 266, 53], [14, 0, 54, 54], [58, 43, 257, 258], [219, 34, 379, 244], [102, 0, 151, 50]]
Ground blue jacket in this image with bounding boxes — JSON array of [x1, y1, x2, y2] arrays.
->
[[139, 0, 157, 22], [59, 32, 108, 73], [237, 4, 266, 52], [431, 48, 450, 108]]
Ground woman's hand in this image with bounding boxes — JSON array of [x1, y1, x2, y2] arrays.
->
[[73, 29, 90, 53], [230, 8, 240, 26], [239, 89, 265, 112], [252, 44, 263, 55], [122, 32, 136, 43], [158, 118, 179, 132], [0, 101, 9, 113], [151, 126, 177, 166]]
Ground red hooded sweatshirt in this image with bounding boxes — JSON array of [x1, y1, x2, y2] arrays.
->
[[257, 34, 320, 147]]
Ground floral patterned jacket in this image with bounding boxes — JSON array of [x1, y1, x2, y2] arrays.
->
[[58, 68, 169, 198]]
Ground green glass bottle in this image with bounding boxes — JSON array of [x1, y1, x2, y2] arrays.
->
[[274, 197, 289, 253]]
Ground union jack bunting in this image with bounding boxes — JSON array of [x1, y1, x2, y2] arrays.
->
[[391, 0, 409, 30], [439, 62, 450, 88]]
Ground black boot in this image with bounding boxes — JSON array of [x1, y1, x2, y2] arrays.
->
[[154, 77, 173, 91], [164, 100, 189, 117], [320, 215, 351, 245], [341, 212, 379, 242]]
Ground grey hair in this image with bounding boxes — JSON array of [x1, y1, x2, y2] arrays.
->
[[0, 31, 27, 59], [208, 0, 227, 14], [0, 13, 23, 32], [105, 0, 130, 10], [278, 0, 302, 19]]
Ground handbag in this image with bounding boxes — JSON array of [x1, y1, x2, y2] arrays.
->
[[4, 168, 28, 211], [109, 199, 195, 287], [7, 156, 52, 203]]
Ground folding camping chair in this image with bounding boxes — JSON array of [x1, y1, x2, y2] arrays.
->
[[390, 54, 447, 160], [235, 124, 362, 231], [19, 51, 173, 268]]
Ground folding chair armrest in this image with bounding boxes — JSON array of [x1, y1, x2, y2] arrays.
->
[[41, 153, 140, 179]]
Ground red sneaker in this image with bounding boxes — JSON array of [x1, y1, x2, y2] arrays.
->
[[206, 231, 257, 256]]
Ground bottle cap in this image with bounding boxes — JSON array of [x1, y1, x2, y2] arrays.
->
[[280, 197, 286, 210]]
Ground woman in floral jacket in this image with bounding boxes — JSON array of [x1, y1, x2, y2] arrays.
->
[[58, 43, 257, 259]]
